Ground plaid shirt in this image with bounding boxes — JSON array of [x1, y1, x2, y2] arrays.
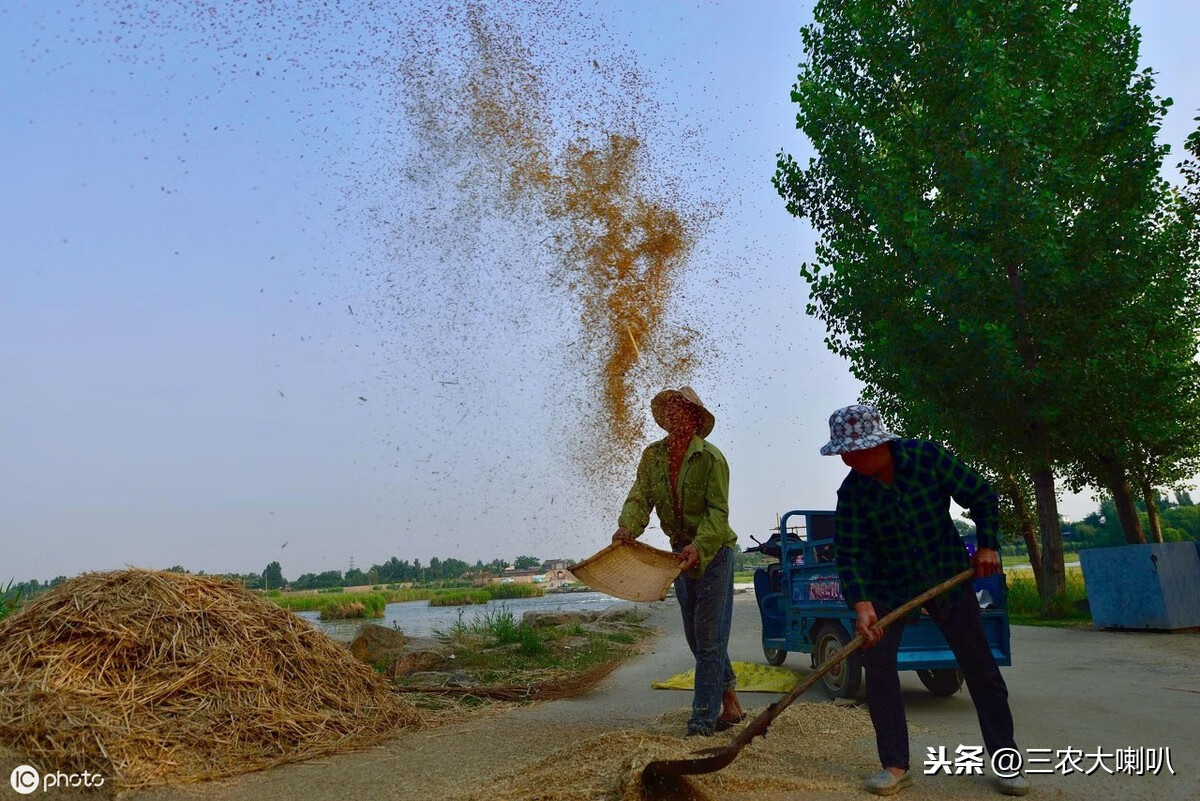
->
[[833, 439, 999, 610]]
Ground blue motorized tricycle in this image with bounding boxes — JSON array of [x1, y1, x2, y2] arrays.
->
[[749, 509, 1011, 699]]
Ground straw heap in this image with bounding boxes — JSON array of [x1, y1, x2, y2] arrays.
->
[[0, 569, 422, 791], [448, 703, 879, 801]]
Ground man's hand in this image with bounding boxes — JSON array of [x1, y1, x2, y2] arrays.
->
[[972, 546, 1001, 578], [612, 527, 634, 544], [854, 601, 881, 647], [678, 543, 700, 571]]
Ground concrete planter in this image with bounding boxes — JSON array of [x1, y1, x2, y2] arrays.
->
[[1079, 541, 1200, 630]]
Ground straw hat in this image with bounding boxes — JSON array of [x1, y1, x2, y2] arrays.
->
[[820, 403, 899, 455], [569, 540, 682, 602], [650, 386, 715, 438]]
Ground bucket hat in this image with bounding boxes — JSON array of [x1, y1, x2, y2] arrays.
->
[[651, 386, 715, 438], [820, 404, 899, 456]]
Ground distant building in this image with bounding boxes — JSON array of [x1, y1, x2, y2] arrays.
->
[[488, 568, 542, 585], [540, 559, 574, 589]]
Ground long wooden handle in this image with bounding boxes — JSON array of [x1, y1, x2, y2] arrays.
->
[[731, 568, 975, 747]]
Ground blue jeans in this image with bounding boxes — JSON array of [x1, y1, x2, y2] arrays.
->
[[674, 545, 736, 735]]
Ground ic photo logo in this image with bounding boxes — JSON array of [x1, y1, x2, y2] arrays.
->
[[9, 765, 39, 795], [8, 764, 106, 794]]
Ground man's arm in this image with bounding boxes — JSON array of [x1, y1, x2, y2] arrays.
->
[[934, 444, 1001, 576], [833, 488, 872, 608], [834, 492, 884, 646], [938, 445, 1001, 551]]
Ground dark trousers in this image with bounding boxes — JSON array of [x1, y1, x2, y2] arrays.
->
[[862, 590, 1017, 770]]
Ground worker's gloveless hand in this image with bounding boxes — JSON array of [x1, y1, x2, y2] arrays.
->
[[854, 601, 881, 647], [678, 543, 700, 571], [972, 547, 1001, 578], [612, 527, 634, 544]]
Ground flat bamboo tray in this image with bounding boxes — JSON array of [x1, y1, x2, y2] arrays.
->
[[569, 539, 682, 602]]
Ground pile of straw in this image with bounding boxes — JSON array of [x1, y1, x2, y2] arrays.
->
[[0, 569, 422, 792], [448, 702, 878, 801]]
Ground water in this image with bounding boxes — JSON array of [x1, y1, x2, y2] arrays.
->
[[295, 591, 635, 641]]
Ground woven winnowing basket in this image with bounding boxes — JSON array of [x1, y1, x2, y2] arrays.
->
[[569, 539, 682, 602]]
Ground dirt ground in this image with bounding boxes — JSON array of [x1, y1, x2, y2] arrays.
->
[[3, 592, 1197, 800]]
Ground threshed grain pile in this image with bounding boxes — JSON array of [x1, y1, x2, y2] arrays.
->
[[0, 569, 422, 792], [449, 703, 879, 801]]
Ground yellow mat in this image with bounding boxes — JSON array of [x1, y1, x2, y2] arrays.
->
[[652, 661, 805, 693]]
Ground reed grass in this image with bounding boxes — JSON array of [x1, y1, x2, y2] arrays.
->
[[1006, 568, 1090, 625], [486, 582, 544, 600], [428, 589, 490, 607]]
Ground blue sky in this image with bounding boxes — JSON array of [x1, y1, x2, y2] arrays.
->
[[3, 1, 1198, 582]]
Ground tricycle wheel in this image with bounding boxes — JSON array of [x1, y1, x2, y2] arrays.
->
[[763, 646, 787, 666], [814, 623, 862, 699], [917, 668, 963, 696]]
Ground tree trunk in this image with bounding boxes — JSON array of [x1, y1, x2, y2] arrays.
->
[[1139, 477, 1164, 543], [1002, 471, 1043, 598], [1105, 459, 1146, 544], [1002, 257, 1063, 614], [1031, 467, 1065, 615]]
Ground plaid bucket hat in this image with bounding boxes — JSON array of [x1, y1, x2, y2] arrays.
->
[[820, 404, 900, 456]]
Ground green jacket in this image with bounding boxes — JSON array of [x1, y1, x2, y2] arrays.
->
[[617, 436, 739, 576]]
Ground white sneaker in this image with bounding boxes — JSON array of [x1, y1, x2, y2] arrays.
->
[[864, 769, 912, 796], [996, 773, 1030, 796]]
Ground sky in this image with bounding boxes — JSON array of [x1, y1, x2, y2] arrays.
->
[[3, 1, 1199, 583]]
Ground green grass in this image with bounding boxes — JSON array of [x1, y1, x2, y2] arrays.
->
[[428, 589, 491, 607], [486, 583, 544, 600], [1004, 551, 1080, 569], [443, 606, 546, 656], [0, 580, 21, 623], [414, 606, 654, 687], [1006, 569, 1091, 626], [319, 593, 387, 620], [272, 591, 388, 616], [733, 571, 758, 584]]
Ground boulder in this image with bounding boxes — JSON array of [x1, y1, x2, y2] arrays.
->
[[597, 604, 648, 623], [390, 640, 455, 678], [522, 611, 594, 628], [348, 623, 408, 665]]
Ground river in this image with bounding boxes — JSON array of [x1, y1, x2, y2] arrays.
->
[[295, 591, 635, 641]]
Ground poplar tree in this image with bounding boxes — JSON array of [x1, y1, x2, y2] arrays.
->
[[775, 0, 1196, 611]]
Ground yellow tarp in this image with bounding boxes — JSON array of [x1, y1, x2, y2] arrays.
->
[[652, 661, 805, 693]]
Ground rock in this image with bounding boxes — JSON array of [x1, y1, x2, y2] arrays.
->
[[348, 623, 408, 665], [446, 670, 473, 687], [597, 604, 648, 623], [522, 611, 595, 628], [391, 647, 452, 678]]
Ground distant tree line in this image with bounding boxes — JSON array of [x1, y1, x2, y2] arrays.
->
[[7, 552, 568, 599], [1002, 491, 1199, 556]]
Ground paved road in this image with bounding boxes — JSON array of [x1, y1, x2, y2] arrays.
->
[[518, 591, 1199, 800], [30, 591, 1196, 801]]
